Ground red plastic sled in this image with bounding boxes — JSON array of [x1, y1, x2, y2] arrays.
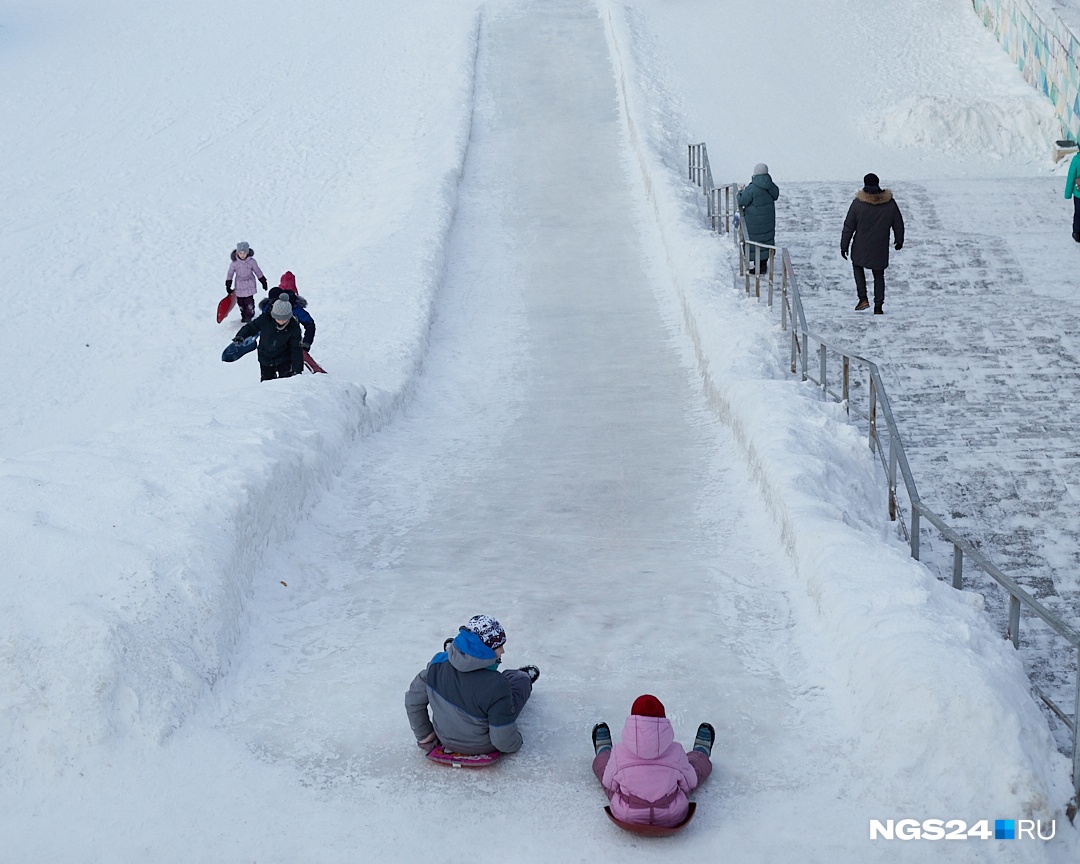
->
[[425, 746, 501, 768], [216, 293, 236, 323], [303, 350, 326, 374], [604, 802, 696, 836]]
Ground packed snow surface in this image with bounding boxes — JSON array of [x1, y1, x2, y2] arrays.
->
[[1, 0, 1078, 860]]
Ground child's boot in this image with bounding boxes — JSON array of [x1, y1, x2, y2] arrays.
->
[[592, 722, 612, 755], [693, 722, 715, 756]]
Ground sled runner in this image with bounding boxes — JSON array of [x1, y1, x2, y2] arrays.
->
[[425, 746, 501, 768], [221, 336, 257, 362], [216, 293, 236, 323], [604, 802, 696, 836], [303, 350, 326, 374]]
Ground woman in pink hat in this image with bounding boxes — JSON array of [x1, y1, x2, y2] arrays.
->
[[591, 694, 714, 828]]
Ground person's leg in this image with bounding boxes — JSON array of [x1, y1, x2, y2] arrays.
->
[[686, 750, 713, 785], [238, 295, 255, 322], [872, 269, 886, 310], [277, 360, 294, 379], [501, 669, 533, 714], [1073, 196, 1080, 239], [592, 749, 612, 784], [853, 265, 867, 301]]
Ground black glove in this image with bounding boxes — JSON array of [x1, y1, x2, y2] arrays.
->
[[840, 248, 848, 260], [232, 337, 244, 345], [259, 276, 268, 290], [225, 279, 232, 290], [894, 241, 903, 251]]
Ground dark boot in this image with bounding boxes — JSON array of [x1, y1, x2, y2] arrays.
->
[[592, 722, 612, 755]]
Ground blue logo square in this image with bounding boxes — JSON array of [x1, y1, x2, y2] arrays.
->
[[995, 820, 1015, 840]]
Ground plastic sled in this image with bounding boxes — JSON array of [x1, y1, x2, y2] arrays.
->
[[604, 802, 696, 836], [216, 293, 236, 323], [426, 746, 501, 768], [221, 336, 257, 362]]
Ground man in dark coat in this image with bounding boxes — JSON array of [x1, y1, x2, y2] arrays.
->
[[233, 294, 303, 381], [737, 162, 780, 274], [840, 173, 905, 314]]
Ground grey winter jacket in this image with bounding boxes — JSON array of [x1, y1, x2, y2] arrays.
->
[[840, 189, 905, 270], [405, 641, 524, 755], [737, 173, 780, 246]]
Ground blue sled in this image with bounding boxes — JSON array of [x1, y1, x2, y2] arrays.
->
[[222, 336, 258, 362]]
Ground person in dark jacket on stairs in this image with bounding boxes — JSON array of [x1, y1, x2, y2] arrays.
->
[[840, 173, 905, 314], [233, 294, 303, 381], [737, 163, 780, 274]]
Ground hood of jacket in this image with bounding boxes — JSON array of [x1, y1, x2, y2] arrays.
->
[[432, 629, 500, 673], [231, 248, 255, 261], [855, 188, 893, 205], [620, 714, 675, 760], [751, 172, 773, 187]]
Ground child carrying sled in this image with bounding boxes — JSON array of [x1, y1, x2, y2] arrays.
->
[[591, 694, 714, 828], [405, 615, 540, 756], [225, 241, 269, 323]]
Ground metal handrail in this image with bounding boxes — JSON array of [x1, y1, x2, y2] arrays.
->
[[688, 141, 1080, 801]]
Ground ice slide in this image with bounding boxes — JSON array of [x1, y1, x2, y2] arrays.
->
[[195, 1, 1068, 861]]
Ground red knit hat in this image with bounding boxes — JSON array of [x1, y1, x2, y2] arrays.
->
[[631, 694, 665, 718]]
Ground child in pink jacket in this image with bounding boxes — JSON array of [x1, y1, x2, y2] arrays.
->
[[591, 694, 713, 828], [225, 241, 269, 323]]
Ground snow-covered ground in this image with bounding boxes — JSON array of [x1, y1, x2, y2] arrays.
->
[[2, 0, 1078, 860]]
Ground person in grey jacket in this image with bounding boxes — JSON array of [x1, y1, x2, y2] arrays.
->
[[840, 173, 905, 314], [737, 163, 780, 274], [406, 615, 540, 756]]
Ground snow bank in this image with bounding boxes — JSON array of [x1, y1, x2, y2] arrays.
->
[[600, 0, 1077, 826], [0, 0, 481, 778]]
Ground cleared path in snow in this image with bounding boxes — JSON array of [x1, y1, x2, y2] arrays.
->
[[200, 1, 894, 859]]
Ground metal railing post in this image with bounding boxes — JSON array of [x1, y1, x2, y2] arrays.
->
[[911, 504, 920, 559], [888, 436, 898, 521], [952, 544, 964, 590], [1073, 651, 1080, 797], [1008, 595, 1022, 649], [842, 355, 850, 412], [868, 376, 878, 451]]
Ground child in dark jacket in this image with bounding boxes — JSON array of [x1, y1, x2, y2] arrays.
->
[[405, 615, 540, 756], [233, 294, 303, 381], [591, 694, 714, 828], [258, 271, 316, 349]]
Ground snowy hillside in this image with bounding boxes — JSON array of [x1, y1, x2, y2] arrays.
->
[[1, 0, 1077, 861]]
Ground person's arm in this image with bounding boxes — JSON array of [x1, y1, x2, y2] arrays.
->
[[840, 202, 857, 258], [1067, 157, 1079, 199], [226, 260, 238, 290], [486, 688, 524, 753], [736, 185, 752, 208], [405, 669, 436, 746], [297, 309, 316, 347], [252, 260, 268, 291], [893, 202, 905, 250], [233, 319, 257, 342]]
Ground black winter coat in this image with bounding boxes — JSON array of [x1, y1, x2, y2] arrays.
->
[[840, 189, 905, 270], [235, 312, 303, 375]]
